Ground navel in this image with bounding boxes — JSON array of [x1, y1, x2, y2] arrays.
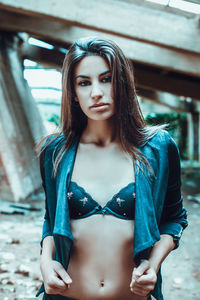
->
[[100, 279, 104, 287]]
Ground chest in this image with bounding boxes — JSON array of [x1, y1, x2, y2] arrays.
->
[[70, 143, 135, 205]]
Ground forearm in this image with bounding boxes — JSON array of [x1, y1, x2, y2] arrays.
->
[[41, 235, 56, 262], [148, 234, 176, 274]]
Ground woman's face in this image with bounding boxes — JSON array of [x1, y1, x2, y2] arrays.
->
[[74, 55, 115, 121]]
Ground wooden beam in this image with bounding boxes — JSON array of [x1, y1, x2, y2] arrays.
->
[[0, 0, 199, 55], [0, 10, 200, 78]]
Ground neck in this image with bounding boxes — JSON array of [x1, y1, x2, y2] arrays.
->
[[80, 117, 118, 146]]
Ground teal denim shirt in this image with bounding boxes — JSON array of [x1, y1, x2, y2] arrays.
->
[[36, 129, 188, 300]]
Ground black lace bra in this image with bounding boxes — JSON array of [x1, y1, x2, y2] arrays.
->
[[67, 181, 136, 220]]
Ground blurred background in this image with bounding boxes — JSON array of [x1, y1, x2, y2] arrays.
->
[[0, 0, 200, 299]]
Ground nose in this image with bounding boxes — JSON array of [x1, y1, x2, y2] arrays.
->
[[91, 81, 103, 100]]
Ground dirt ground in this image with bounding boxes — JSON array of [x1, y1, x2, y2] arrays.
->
[[0, 187, 200, 300]]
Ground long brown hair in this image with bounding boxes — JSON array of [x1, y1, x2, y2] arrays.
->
[[38, 36, 165, 176]]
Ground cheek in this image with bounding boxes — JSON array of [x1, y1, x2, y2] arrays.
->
[[78, 101, 88, 113], [76, 87, 90, 99], [78, 98, 90, 115], [107, 84, 114, 99]]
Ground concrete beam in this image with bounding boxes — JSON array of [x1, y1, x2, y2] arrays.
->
[[20, 43, 200, 101], [21, 43, 64, 70], [0, 0, 199, 55], [138, 89, 194, 113], [125, 0, 200, 9], [1, 9, 200, 78], [135, 65, 200, 100], [182, 0, 200, 4], [1, 5, 200, 78]]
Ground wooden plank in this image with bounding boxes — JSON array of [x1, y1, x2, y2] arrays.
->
[[1, 10, 200, 78], [0, 0, 199, 54]]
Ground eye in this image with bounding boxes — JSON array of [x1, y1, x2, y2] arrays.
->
[[78, 80, 90, 87], [101, 76, 112, 83]]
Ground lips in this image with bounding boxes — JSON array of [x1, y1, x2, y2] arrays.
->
[[90, 102, 109, 108]]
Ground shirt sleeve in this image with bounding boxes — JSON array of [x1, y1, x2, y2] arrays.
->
[[39, 145, 52, 249], [159, 133, 188, 249]]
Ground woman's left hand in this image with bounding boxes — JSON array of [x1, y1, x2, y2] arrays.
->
[[129, 259, 157, 297]]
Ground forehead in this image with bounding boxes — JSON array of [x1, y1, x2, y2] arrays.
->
[[74, 55, 110, 76]]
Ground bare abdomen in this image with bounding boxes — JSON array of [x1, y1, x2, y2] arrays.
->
[[62, 215, 147, 300]]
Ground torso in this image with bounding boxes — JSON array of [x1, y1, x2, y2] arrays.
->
[[64, 142, 147, 300]]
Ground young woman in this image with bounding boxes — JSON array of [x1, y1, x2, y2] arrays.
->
[[36, 37, 188, 300]]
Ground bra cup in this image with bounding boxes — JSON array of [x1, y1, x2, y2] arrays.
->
[[67, 181, 136, 220], [67, 182, 98, 219]]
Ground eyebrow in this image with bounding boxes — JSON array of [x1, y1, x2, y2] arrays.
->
[[75, 70, 111, 80]]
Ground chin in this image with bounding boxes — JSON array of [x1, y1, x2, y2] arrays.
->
[[88, 113, 115, 121]]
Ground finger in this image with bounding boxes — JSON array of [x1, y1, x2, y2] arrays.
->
[[130, 263, 150, 288], [136, 273, 157, 285], [130, 288, 146, 296], [46, 286, 70, 295], [46, 287, 64, 295], [130, 286, 150, 297], [132, 282, 155, 291], [130, 279, 135, 289], [49, 276, 68, 290], [134, 260, 150, 278], [45, 279, 67, 294], [55, 266, 72, 285], [130, 267, 137, 287], [130, 262, 150, 288]]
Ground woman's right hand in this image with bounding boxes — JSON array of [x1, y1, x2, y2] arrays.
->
[[40, 259, 72, 295]]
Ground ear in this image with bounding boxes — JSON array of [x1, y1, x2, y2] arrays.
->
[[74, 96, 79, 102]]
